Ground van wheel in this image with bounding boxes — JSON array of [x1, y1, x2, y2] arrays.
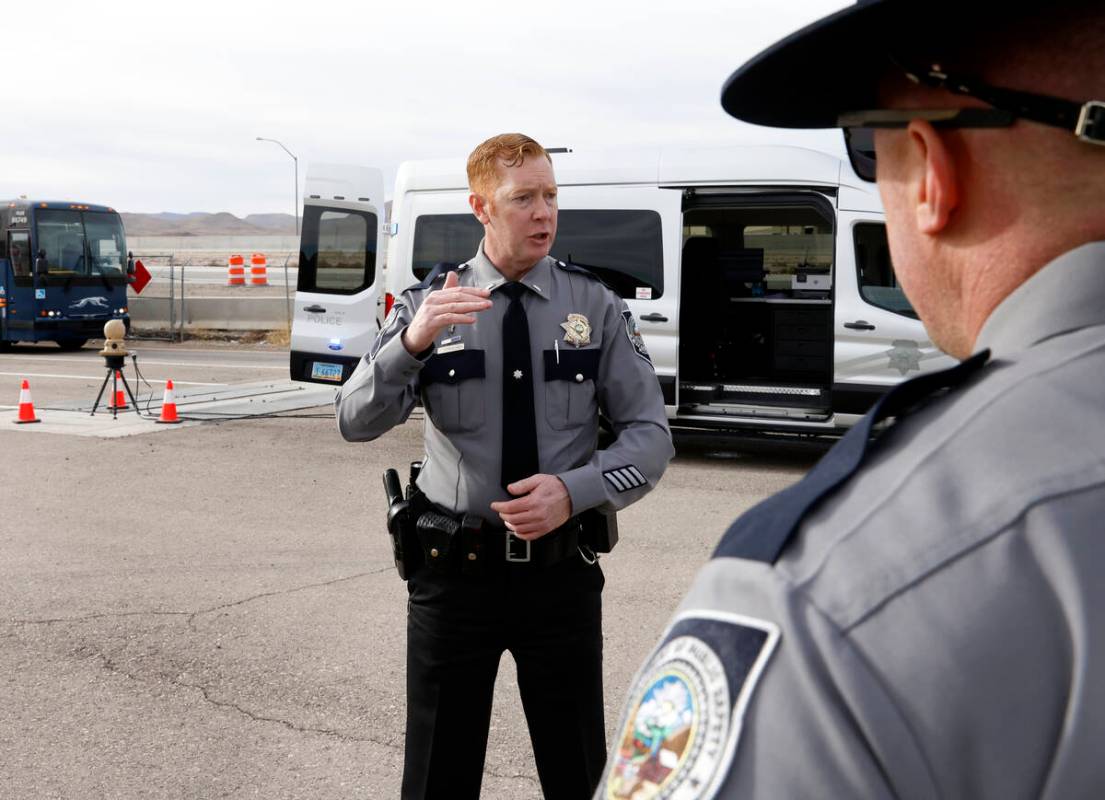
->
[[55, 339, 87, 351]]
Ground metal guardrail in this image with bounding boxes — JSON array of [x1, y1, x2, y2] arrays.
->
[[130, 254, 295, 337]]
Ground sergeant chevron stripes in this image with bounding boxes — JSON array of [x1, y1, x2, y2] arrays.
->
[[603, 465, 647, 493]]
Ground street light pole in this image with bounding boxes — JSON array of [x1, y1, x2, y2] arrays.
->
[[255, 136, 299, 236]]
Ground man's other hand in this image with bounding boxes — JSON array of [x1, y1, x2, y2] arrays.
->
[[490, 474, 572, 539]]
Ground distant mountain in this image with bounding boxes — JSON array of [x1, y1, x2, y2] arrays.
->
[[121, 211, 297, 236]]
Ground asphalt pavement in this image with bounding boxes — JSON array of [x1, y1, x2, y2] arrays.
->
[[0, 342, 823, 799]]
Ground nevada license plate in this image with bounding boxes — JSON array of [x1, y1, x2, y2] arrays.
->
[[311, 361, 344, 382]]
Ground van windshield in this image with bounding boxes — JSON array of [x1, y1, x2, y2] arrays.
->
[[411, 210, 665, 298]]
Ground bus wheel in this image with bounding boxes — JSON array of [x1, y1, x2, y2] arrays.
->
[[55, 339, 87, 351]]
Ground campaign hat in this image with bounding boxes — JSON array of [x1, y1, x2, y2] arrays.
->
[[720, 0, 1027, 129]]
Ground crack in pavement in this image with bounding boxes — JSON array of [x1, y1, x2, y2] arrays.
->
[[8, 567, 542, 789], [6, 567, 394, 628], [186, 567, 394, 632], [79, 647, 403, 751], [80, 647, 542, 788]]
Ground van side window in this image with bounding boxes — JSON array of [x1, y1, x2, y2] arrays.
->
[[411, 210, 665, 298], [854, 222, 916, 318], [298, 207, 377, 294]]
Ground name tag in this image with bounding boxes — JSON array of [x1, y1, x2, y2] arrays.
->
[[437, 335, 465, 355]]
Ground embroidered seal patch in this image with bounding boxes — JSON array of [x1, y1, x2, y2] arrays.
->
[[560, 313, 592, 347], [622, 310, 651, 363], [603, 611, 779, 800]]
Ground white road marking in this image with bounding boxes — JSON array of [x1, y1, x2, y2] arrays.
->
[[0, 371, 221, 386], [0, 355, 284, 370]]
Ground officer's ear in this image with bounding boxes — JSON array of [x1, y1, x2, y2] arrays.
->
[[906, 119, 959, 235], [469, 192, 492, 225]]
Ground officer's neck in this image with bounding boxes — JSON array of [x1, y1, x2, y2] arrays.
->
[[483, 244, 540, 283]]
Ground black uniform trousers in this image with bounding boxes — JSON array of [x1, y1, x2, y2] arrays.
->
[[402, 555, 606, 799]]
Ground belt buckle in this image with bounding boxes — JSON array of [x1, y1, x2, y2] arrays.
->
[[505, 532, 531, 563]]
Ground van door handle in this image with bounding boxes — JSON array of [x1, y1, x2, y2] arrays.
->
[[844, 320, 876, 330], [303, 304, 327, 313], [639, 313, 668, 323]]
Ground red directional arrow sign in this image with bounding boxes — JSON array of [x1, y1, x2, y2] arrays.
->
[[130, 259, 151, 294]]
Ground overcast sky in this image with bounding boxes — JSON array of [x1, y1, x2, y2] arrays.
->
[[1, 0, 849, 217]]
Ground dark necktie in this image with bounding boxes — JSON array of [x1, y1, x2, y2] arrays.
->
[[715, 349, 990, 563], [500, 282, 539, 491]]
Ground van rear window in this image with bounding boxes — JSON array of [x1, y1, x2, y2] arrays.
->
[[411, 210, 664, 298]]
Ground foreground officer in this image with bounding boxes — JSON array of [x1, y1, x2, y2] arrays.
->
[[600, 2, 1105, 798], [337, 133, 673, 799]]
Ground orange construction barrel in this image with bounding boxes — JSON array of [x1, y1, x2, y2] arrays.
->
[[249, 253, 269, 286], [227, 254, 246, 286]]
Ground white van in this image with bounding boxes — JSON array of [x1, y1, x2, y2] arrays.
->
[[289, 164, 387, 385], [292, 145, 953, 434]]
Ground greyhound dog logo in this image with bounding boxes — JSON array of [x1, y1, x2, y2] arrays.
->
[[70, 296, 110, 311]]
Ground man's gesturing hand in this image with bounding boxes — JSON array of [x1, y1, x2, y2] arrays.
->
[[401, 270, 492, 354], [490, 474, 572, 540]]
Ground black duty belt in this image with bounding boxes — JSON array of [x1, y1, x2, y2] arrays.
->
[[412, 494, 587, 575]]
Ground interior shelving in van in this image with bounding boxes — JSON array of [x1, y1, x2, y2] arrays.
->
[[678, 195, 835, 421]]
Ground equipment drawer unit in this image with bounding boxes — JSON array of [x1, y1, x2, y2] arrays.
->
[[771, 305, 831, 375], [774, 307, 830, 341]]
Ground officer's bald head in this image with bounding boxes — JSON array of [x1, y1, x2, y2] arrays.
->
[[467, 134, 552, 198]]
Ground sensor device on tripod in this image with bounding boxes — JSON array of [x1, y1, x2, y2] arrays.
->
[[91, 319, 140, 418]]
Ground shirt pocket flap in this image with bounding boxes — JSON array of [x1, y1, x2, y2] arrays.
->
[[543, 348, 601, 382], [421, 349, 485, 386]]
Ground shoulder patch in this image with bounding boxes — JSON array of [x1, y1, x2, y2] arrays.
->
[[622, 310, 651, 363], [603, 611, 780, 800]]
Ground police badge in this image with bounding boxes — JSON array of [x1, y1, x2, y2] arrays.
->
[[560, 313, 591, 347]]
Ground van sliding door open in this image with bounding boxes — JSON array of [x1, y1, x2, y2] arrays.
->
[[678, 193, 835, 425]]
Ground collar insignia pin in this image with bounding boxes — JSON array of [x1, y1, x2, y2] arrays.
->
[[560, 313, 591, 347]]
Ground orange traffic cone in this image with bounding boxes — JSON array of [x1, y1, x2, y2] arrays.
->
[[108, 370, 129, 410], [156, 379, 181, 424], [14, 379, 40, 424]]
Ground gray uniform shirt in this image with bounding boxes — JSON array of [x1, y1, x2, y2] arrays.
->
[[336, 243, 674, 521], [600, 242, 1105, 799]]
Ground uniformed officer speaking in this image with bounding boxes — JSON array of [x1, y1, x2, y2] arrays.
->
[[337, 133, 673, 799], [599, 2, 1105, 799]]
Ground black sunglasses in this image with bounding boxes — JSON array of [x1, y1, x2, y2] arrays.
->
[[840, 64, 1105, 182]]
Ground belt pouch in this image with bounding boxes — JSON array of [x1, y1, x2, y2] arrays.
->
[[459, 515, 485, 576], [416, 511, 459, 572]]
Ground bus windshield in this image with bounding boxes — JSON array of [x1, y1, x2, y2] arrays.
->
[[35, 209, 127, 278]]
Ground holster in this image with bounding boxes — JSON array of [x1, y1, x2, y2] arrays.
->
[[383, 468, 421, 580]]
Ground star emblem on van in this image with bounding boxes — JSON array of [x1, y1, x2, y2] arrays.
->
[[887, 340, 923, 375], [560, 313, 591, 347]]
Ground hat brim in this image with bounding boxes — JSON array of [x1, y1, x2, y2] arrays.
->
[[721, 2, 912, 129]]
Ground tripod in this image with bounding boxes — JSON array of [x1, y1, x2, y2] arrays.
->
[[90, 354, 140, 418]]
